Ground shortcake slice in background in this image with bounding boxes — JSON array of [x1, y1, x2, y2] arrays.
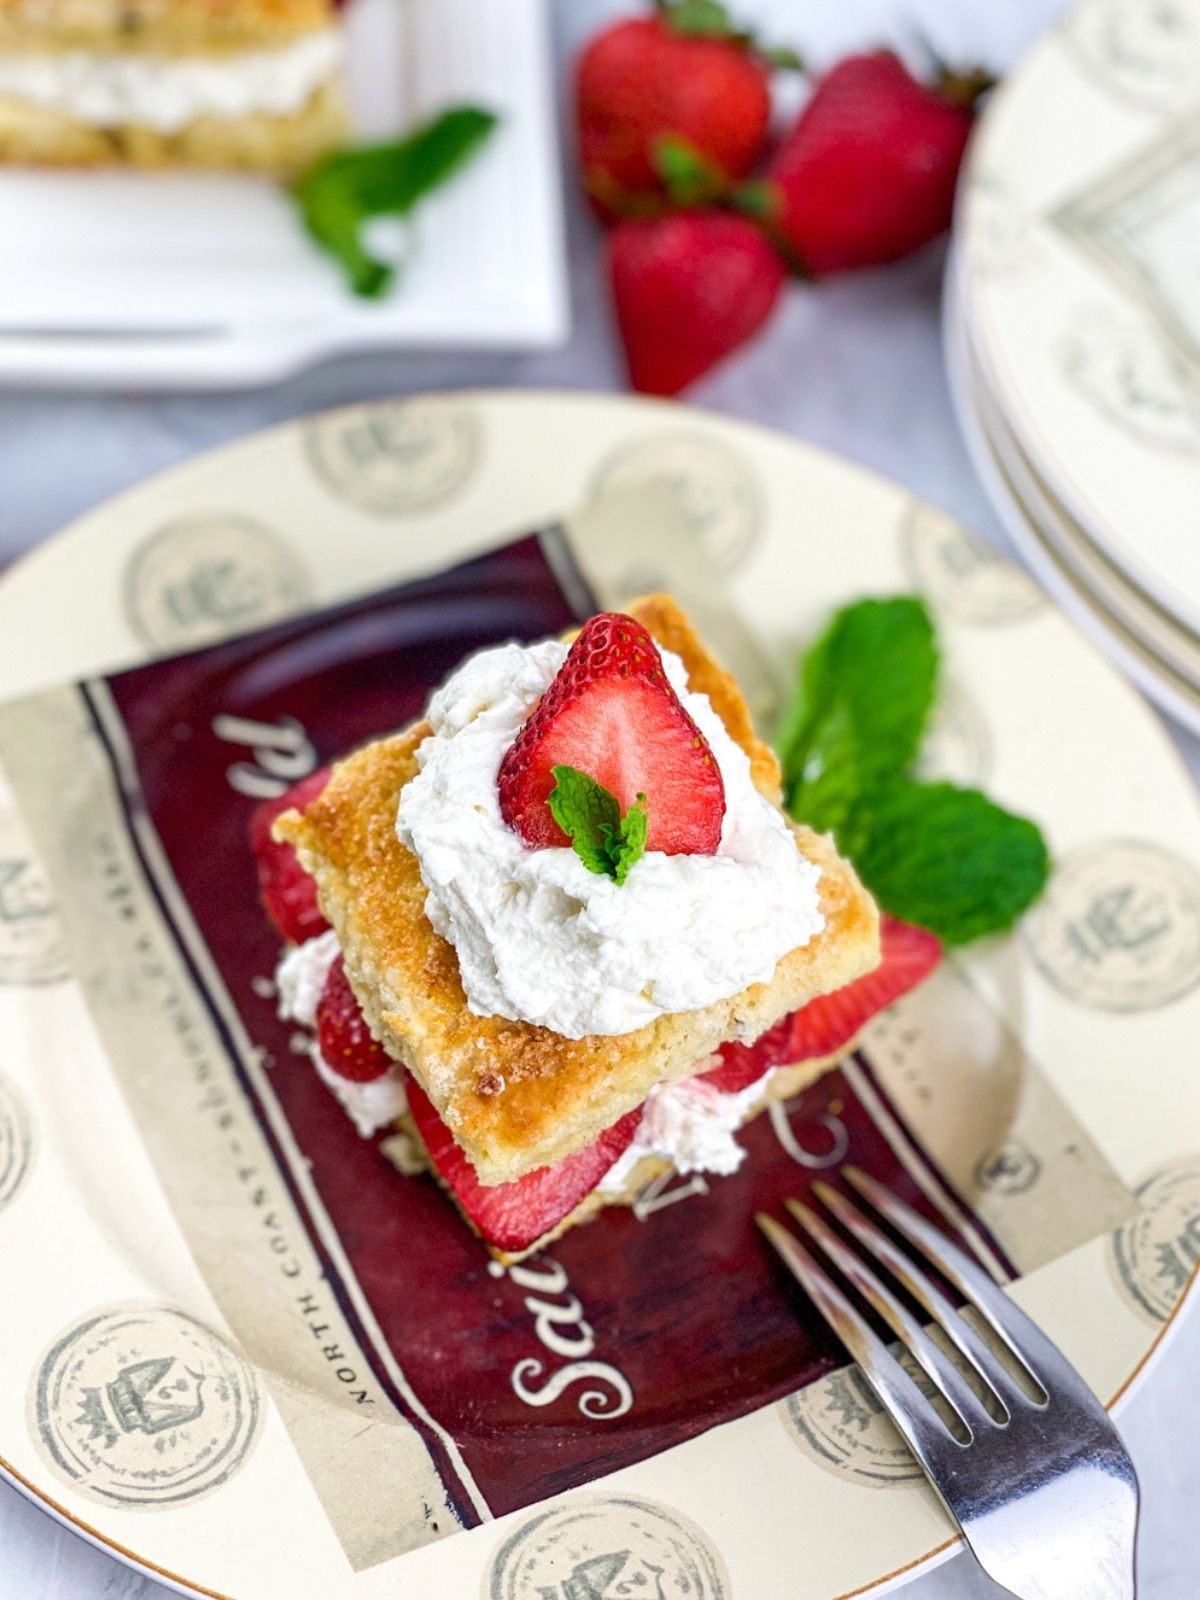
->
[[0, 0, 348, 171]]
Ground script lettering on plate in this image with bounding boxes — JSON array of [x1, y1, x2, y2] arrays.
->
[[212, 712, 317, 799], [768, 1096, 850, 1168], [488, 1257, 633, 1420]]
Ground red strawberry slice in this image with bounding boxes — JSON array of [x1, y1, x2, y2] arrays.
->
[[406, 1078, 642, 1254], [315, 955, 393, 1083], [498, 611, 725, 855], [606, 211, 787, 397], [249, 766, 331, 943], [702, 916, 941, 1094], [764, 52, 978, 277]]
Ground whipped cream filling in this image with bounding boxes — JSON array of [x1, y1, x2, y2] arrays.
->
[[275, 932, 407, 1140], [0, 28, 342, 131], [397, 639, 824, 1039], [598, 1067, 782, 1193]]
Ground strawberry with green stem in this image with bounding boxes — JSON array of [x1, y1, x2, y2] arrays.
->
[[575, 0, 799, 221]]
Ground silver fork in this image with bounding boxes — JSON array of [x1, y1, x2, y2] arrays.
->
[[759, 1166, 1139, 1600]]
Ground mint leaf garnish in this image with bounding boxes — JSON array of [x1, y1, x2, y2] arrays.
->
[[778, 596, 938, 811], [292, 106, 498, 298], [604, 794, 648, 885], [849, 783, 1050, 947], [779, 593, 1050, 945], [548, 767, 649, 884]]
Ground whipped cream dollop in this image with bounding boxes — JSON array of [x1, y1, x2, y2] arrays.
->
[[0, 29, 342, 131], [397, 638, 824, 1039], [275, 932, 407, 1139], [598, 1067, 783, 1193]]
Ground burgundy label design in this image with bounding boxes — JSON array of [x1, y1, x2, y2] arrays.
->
[[3, 534, 1048, 1554]]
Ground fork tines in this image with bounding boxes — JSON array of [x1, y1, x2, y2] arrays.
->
[[758, 1166, 1141, 1600], [760, 1167, 1046, 1448]]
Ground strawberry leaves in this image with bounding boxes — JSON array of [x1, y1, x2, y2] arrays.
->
[[778, 596, 1050, 947], [655, 0, 804, 67], [549, 766, 649, 885]]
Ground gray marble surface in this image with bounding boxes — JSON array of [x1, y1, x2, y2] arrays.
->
[[1, 0, 1198, 1595]]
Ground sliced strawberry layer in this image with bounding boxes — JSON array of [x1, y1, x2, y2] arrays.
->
[[497, 611, 725, 855], [249, 766, 331, 943], [316, 955, 393, 1083], [406, 1078, 642, 1254], [701, 916, 941, 1095]]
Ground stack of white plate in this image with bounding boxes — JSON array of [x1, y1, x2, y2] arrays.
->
[[947, 0, 1200, 733]]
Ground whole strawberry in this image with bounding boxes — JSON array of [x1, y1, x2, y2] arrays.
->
[[765, 52, 979, 276], [576, 2, 788, 220], [607, 210, 786, 396]]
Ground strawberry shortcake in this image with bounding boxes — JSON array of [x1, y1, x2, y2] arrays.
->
[[254, 595, 939, 1261]]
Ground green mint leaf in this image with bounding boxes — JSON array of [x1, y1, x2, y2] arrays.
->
[[652, 133, 726, 207], [779, 597, 938, 810], [786, 700, 869, 845], [292, 106, 498, 298], [849, 782, 1050, 947], [548, 765, 621, 878], [605, 794, 649, 885], [548, 768, 649, 884]]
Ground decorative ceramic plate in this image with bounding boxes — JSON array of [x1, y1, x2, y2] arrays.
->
[[957, 0, 1200, 634], [945, 251, 1200, 735], [0, 0, 567, 390], [0, 392, 1197, 1600]]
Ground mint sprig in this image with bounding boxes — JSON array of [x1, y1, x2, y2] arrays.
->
[[846, 782, 1050, 947], [292, 106, 498, 298], [779, 597, 938, 812], [548, 766, 648, 885], [777, 595, 1050, 947]]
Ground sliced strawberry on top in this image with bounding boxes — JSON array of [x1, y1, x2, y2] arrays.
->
[[249, 766, 331, 943], [497, 611, 725, 854], [315, 955, 393, 1083], [406, 1077, 642, 1255], [702, 916, 941, 1095]]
